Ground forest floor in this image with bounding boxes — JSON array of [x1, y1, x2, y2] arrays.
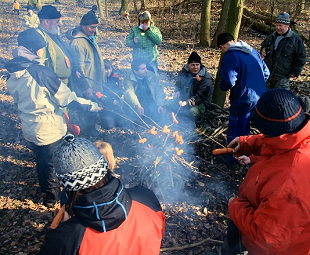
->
[[0, 1, 309, 255]]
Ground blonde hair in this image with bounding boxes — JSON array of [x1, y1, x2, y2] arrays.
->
[[94, 141, 116, 171], [138, 11, 153, 25]]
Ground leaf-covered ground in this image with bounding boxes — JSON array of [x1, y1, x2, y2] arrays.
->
[[0, 1, 309, 254]]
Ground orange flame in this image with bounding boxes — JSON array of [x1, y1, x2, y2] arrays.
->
[[138, 138, 147, 144], [162, 125, 171, 133], [148, 126, 158, 135]]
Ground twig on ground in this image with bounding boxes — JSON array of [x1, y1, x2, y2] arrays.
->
[[160, 238, 223, 251]]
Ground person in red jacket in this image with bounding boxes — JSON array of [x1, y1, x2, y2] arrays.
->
[[220, 89, 310, 255], [39, 134, 165, 255]]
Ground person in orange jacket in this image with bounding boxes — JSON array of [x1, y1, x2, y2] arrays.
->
[[220, 89, 310, 255], [40, 135, 165, 255]]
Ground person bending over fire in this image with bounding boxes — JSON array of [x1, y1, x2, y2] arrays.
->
[[39, 135, 165, 255], [5, 29, 102, 207], [220, 89, 310, 255], [123, 58, 165, 125]]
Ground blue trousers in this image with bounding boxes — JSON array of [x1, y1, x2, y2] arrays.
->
[[227, 112, 251, 144]]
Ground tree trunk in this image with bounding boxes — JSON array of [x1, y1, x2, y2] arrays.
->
[[212, 0, 244, 107], [141, 0, 146, 10], [119, 0, 129, 15], [97, 0, 104, 20], [210, 0, 229, 48], [199, 0, 212, 47], [226, 0, 244, 40], [133, 0, 138, 12]]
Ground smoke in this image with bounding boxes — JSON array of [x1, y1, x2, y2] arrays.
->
[[99, 71, 201, 204]]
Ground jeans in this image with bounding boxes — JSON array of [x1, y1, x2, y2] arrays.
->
[[227, 112, 251, 144], [32, 139, 62, 202]]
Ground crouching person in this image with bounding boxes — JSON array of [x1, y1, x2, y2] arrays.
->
[[123, 58, 165, 125], [5, 28, 102, 207], [221, 89, 310, 255], [39, 135, 166, 255], [173, 51, 214, 122]]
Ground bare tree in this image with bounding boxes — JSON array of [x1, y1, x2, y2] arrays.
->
[[119, 0, 130, 14], [199, 0, 212, 46], [96, 0, 104, 20]]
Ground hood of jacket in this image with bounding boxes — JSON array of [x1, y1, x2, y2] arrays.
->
[[66, 26, 90, 41], [182, 65, 208, 77], [228, 40, 252, 54], [5, 46, 44, 73], [73, 177, 132, 232]]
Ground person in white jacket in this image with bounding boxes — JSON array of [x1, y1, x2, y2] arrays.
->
[[5, 28, 102, 207]]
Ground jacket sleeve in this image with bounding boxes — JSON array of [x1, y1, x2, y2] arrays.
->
[[145, 26, 162, 45], [237, 134, 265, 156], [219, 53, 238, 91], [27, 64, 95, 110], [126, 27, 139, 48], [70, 40, 87, 75], [124, 80, 141, 108], [290, 37, 306, 77], [190, 76, 214, 105], [229, 185, 309, 252], [39, 218, 85, 255]]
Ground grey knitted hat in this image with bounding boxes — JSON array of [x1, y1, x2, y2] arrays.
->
[[53, 135, 108, 191], [275, 12, 290, 24]]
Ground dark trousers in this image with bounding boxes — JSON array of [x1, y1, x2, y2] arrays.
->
[[221, 220, 247, 255], [225, 112, 251, 164], [32, 139, 62, 202], [227, 112, 251, 144]]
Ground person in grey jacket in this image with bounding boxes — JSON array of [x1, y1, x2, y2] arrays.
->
[[260, 12, 306, 89], [174, 52, 214, 119], [5, 29, 102, 207]]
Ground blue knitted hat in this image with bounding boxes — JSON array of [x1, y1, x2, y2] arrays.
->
[[275, 12, 290, 24]]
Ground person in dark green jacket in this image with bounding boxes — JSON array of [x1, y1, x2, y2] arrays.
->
[[260, 12, 306, 90], [126, 11, 162, 76], [37, 5, 72, 85], [66, 11, 106, 136]]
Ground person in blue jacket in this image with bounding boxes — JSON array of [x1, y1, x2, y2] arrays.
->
[[217, 33, 270, 157]]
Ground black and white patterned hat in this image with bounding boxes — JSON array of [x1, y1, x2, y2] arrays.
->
[[53, 135, 108, 191]]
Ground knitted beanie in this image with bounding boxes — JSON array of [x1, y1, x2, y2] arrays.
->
[[38, 5, 61, 19], [187, 52, 201, 64], [53, 135, 108, 191], [217, 33, 234, 47], [80, 11, 98, 26], [17, 28, 46, 53], [275, 12, 290, 24], [251, 89, 305, 137]]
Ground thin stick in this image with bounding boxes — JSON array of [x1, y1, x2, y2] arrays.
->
[[160, 238, 224, 251]]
